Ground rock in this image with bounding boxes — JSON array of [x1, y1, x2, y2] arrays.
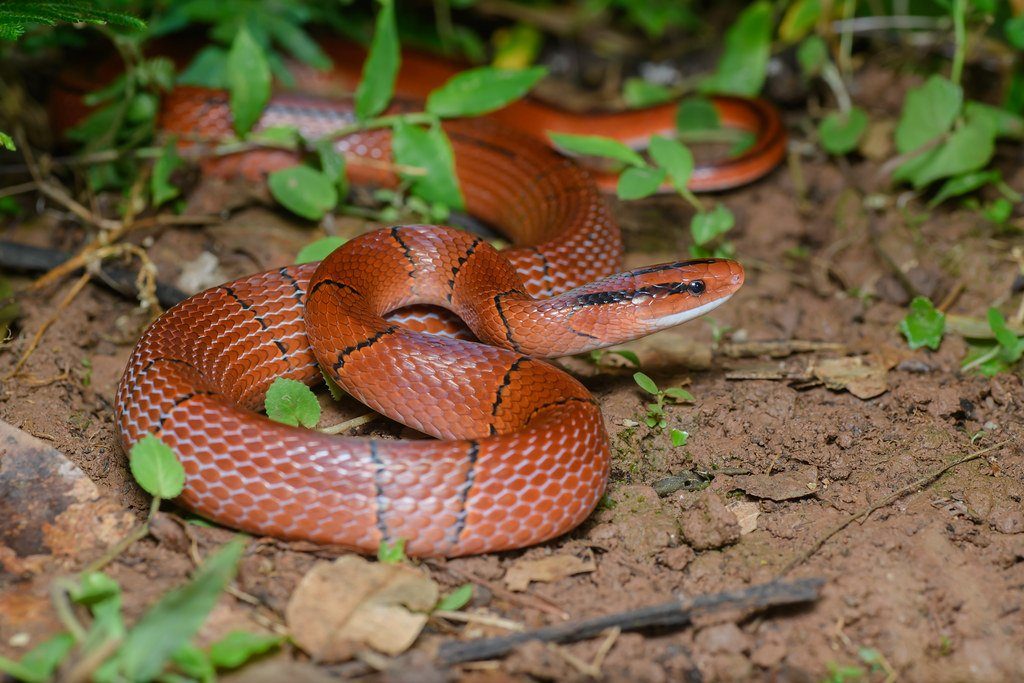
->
[[695, 623, 753, 655], [676, 492, 740, 551]]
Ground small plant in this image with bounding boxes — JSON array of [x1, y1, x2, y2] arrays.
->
[[265, 377, 321, 428], [377, 538, 408, 564], [435, 584, 473, 612], [633, 372, 694, 446], [588, 348, 640, 368], [962, 308, 1024, 376], [899, 296, 946, 350]]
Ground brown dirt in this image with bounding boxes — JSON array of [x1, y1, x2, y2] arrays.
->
[[1, 61, 1023, 681]]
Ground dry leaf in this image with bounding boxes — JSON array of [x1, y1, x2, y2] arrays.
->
[[504, 551, 597, 592], [285, 555, 438, 661], [726, 501, 760, 535], [730, 466, 819, 502], [813, 356, 888, 399]]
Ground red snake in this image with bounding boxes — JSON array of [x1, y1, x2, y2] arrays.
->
[[113, 47, 784, 557]]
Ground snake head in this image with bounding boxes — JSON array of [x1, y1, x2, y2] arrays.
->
[[626, 258, 744, 332]]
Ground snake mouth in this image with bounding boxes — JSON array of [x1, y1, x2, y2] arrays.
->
[[645, 292, 735, 329]]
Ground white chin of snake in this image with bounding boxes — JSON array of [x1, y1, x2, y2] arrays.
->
[[650, 294, 733, 330]]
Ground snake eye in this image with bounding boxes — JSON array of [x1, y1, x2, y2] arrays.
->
[[688, 280, 706, 295]]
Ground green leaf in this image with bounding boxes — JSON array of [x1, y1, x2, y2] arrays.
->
[[670, 429, 689, 447], [617, 166, 667, 200], [700, 1, 773, 96], [296, 236, 347, 264], [633, 372, 659, 395], [0, 131, 14, 151], [151, 140, 183, 207], [649, 135, 694, 192], [982, 198, 1013, 224], [264, 377, 320, 428], [623, 78, 673, 107], [988, 308, 1024, 363], [355, 0, 400, 120], [819, 107, 868, 155], [72, 572, 121, 605], [0, 1, 145, 40], [894, 113, 996, 188], [314, 139, 348, 197], [962, 342, 1007, 376], [268, 166, 338, 221], [127, 93, 158, 124], [690, 205, 735, 246], [227, 27, 271, 137], [377, 537, 407, 564], [796, 35, 828, 77], [609, 350, 640, 367], [119, 539, 245, 681], [1005, 13, 1024, 49], [266, 19, 331, 70], [129, 434, 186, 499], [208, 631, 283, 670], [172, 644, 215, 683], [899, 297, 946, 350], [548, 132, 645, 167], [895, 76, 962, 154], [0, 633, 74, 683], [320, 368, 347, 401], [663, 387, 695, 402], [178, 46, 228, 88], [780, 0, 822, 43], [436, 584, 473, 611], [392, 119, 464, 209], [928, 170, 1000, 207], [252, 126, 301, 150], [676, 97, 720, 132], [426, 66, 547, 117], [964, 101, 1024, 140]]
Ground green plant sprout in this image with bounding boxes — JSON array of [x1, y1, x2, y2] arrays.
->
[[633, 372, 694, 445]]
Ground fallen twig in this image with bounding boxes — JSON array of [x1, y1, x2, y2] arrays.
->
[[436, 577, 825, 665], [0, 240, 187, 308], [779, 438, 1013, 575]]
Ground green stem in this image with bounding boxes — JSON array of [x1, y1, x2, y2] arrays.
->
[[960, 345, 999, 373], [50, 579, 88, 643], [80, 496, 161, 576], [951, 0, 966, 87], [323, 112, 438, 142], [838, 0, 856, 78]]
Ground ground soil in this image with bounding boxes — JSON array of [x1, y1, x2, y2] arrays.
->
[[1, 58, 1023, 682]]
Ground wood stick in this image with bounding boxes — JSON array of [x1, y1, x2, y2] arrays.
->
[[437, 577, 824, 665]]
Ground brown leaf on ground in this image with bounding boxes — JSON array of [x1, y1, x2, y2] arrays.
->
[[812, 356, 888, 399], [285, 555, 438, 662], [726, 501, 760, 535], [730, 466, 819, 502], [504, 550, 597, 592]]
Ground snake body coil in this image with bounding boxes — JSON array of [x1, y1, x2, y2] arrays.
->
[[116, 61, 775, 556]]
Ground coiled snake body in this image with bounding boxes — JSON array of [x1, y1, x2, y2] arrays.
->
[[115, 56, 780, 557]]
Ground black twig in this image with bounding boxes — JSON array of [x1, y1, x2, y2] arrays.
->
[[437, 577, 825, 665], [0, 240, 186, 308]]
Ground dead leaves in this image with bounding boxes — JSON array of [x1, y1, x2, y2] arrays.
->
[[504, 550, 597, 592], [811, 356, 888, 399], [285, 555, 438, 662], [727, 351, 895, 399], [730, 466, 820, 502]]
